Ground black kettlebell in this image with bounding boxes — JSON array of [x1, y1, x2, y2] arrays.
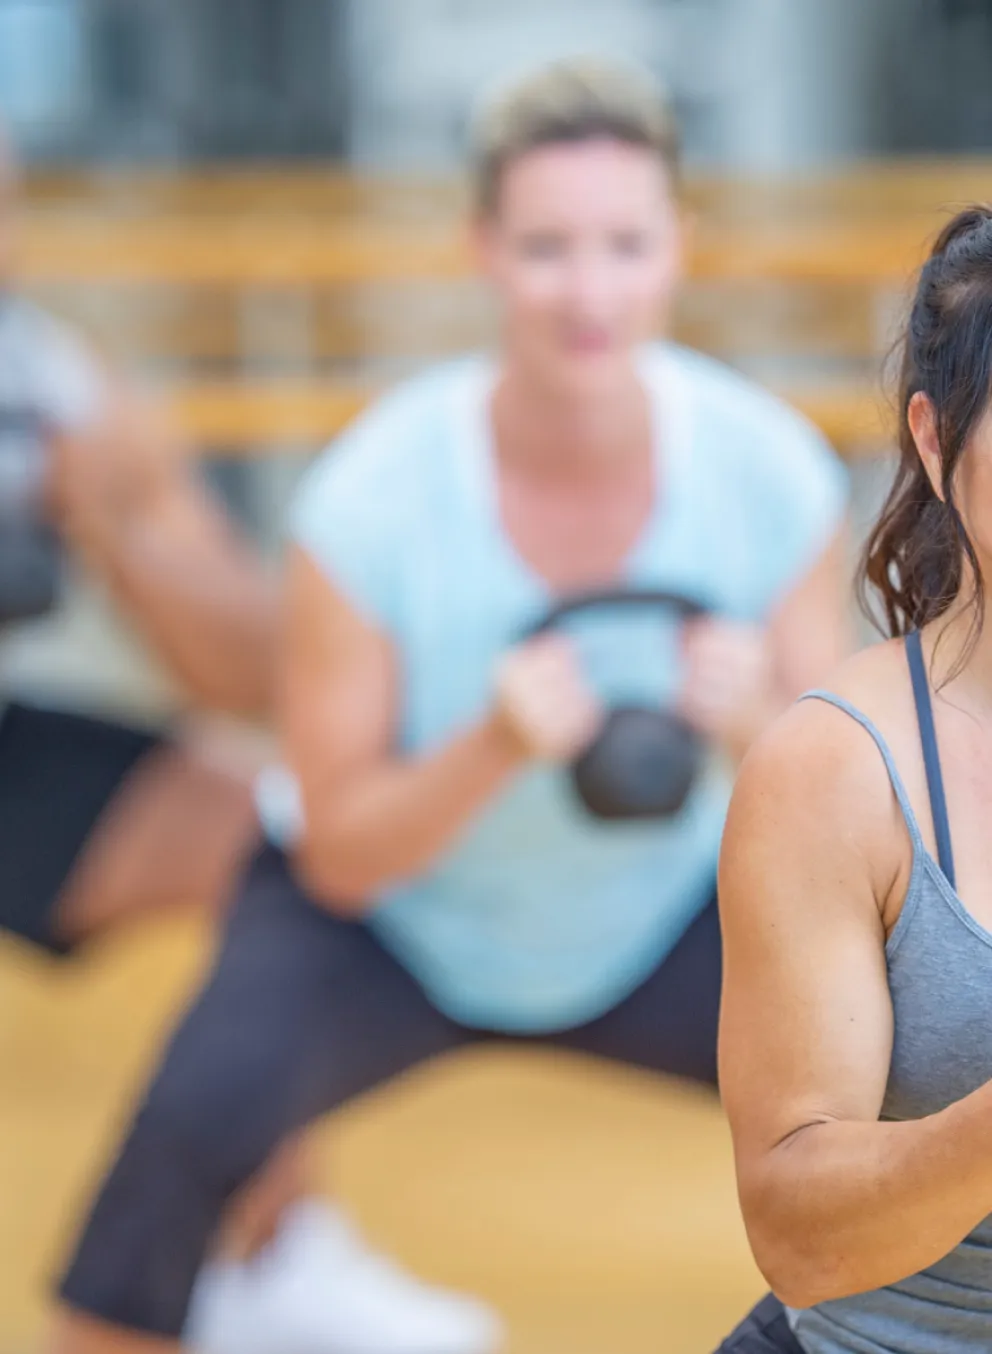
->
[[525, 588, 709, 821], [0, 410, 62, 624], [0, 519, 61, 623]]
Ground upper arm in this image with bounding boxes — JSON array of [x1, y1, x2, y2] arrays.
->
[[767, 525, 852, 697], [278, 389, 427, 810], [280, 544, 397, 837], [718, 703, 894, 1207], [139, 456, 273, 588], [58, 387, 274, 604], [751, 405, 852, 694]]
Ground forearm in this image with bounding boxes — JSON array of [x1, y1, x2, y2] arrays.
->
[[77, 495, 277, 719], [295, 713, 527, 911], [748, 1082, 992, 1307]]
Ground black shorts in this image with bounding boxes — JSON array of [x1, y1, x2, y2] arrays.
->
[[0, 700, 161, 955]]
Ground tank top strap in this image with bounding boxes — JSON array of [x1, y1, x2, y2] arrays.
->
[[905, 630, 956, 889], [798, 689, 925, 853]]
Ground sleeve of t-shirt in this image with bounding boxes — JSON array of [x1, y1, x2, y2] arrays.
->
[[30, 309, 106, 430], [742, 399, 850, 613], [289, 382, 428, 632]]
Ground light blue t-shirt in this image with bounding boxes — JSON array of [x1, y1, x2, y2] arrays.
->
[[277, 344, 847, 1033]]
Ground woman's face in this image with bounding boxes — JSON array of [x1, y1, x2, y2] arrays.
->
[[476, 137, 681, 397]]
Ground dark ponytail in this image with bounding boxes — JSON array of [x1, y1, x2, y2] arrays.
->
[[859, 205, 992, 660]]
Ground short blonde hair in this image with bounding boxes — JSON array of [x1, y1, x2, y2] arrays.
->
[[470, 57, 680, 216]]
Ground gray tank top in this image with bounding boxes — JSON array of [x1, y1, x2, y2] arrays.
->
[[788, 633, 992, 1354]]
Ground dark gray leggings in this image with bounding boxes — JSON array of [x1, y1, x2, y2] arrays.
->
[[717, 1296, 804, 1352], [60, 844, 725, 1338]]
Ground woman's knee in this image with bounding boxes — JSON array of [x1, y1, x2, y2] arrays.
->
[[56, 849, 344, 1340], [137, 847, 340, 1187], [142, 1006, 314, 1194], [55, 742, 261, 943], [55, 1015, 315, 1340]]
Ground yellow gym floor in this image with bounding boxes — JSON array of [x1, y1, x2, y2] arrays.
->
[[0, 915, 764, 1354]]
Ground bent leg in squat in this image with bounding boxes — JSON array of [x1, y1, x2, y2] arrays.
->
[[49, 847, 471, 1353], [52, 736, 261, 947], [35, 725, 329, 1321]]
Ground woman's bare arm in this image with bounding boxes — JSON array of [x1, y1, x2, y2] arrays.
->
[[50, 394, 276, 719], [281, 548, 527, 910], [720, 698, 992, 1308], [681, 527, 853, 763]]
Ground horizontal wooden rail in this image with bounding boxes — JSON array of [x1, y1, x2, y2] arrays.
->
[[19, 215, 941, 287], [166, 377, 893, 459], [170, 379, 369, 446], [22, 158, 992, 214], [20, 220, 472, 287], [18, 159, 991, 291]]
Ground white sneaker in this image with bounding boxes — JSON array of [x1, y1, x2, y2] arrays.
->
[[185, 1199, 504, 1354]]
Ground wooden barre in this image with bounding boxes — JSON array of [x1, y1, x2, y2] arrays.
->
[[171, 380, 369, 445], [20, 158, 992, 288], [22, 158, 992, 214], [20, 215, 939, 287], [47, 297, 879, 366], [167, 378, 893, 459]]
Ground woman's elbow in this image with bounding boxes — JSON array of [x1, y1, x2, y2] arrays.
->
[[291, 836, 379, 916], [750, 1244, 828, 1311], [742, 1187, 852, 1310]]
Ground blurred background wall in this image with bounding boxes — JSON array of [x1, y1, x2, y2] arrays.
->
[[4, 0, 992, 169]]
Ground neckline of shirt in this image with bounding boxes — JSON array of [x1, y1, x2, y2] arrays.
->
[[450, 343, 695, 605]]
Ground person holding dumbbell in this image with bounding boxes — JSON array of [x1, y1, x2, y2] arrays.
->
[[51, 58, 850, 1354]]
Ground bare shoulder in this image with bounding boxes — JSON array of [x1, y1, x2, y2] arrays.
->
[[726, 639, 911, 893], [819, 637, 915, 721], [738, 643, 903, 807]]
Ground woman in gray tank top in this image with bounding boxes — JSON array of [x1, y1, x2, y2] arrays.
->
[[717, 204, 992, 1354]]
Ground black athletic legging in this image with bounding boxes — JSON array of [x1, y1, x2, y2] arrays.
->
[[59, 843, 729, 1337]]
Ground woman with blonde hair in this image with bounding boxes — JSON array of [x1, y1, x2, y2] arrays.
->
[[52, 58, 849, 1354]]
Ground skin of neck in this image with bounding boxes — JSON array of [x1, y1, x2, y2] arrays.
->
[[490, 350, 652, 481], [926, 578, 992, 717]]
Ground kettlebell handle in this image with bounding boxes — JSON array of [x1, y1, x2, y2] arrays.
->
[[519, 586, 712, 821], [524, 587, 710, 640]]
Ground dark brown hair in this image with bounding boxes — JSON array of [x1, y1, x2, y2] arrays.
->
[[860, 205, 992, 658]]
